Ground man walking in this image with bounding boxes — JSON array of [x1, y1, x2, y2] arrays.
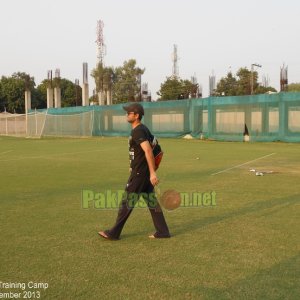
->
[[98, 103, 170, 240]]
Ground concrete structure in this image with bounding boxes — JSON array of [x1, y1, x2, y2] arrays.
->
[[82, 63, 89, 106], [107, 90, 112, 105], [98, 92, 105, 105], [25, 90, 31, 113], [54, 87, 61, 108], [82, 84, 89, 106], [47, 88, 54, 108]]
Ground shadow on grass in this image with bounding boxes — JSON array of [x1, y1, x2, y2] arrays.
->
[[95, 195, 299, 241], [171, 194, 300, 236], [196, 253, 300, 300], [95, 228, 152, 241], [225, 253, 300, 299]]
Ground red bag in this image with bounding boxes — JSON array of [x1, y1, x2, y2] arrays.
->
[[151, 137, 163, 170]]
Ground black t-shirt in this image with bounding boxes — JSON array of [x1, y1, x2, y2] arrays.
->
[[129, 123, 153, 173]]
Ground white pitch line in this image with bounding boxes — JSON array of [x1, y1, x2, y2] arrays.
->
[[0, 150, 13, 156], [211, 153, 276, 176], [0, 149, 105, 162]]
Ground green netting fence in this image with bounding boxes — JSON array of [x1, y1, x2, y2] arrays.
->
[[3, 92, 299, 142]]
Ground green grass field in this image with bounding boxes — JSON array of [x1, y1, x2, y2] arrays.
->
[[0, 136, 299, 300]]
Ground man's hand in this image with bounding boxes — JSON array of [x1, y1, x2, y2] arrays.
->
[[140, 140, 158, 186], [150, 172, 159, 186]]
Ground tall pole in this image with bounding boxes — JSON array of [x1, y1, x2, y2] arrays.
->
[[96, 20, 106, 105], [251, 63, 262, 95], [82, 62, 89, 106], [47, 70, 53, 108], [251, 64, 254, 95], [172, 44, 179, 79], [75, 79, 79, 106], [280, 64, 288, 92], [54, 68, 61, 108]]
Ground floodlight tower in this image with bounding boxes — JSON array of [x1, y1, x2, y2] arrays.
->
[[172, 44, 179, 78]]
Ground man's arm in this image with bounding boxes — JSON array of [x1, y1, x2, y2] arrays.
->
[[140, 140, 159, 186]]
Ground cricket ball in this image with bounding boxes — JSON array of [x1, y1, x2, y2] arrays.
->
[[160, 189, 181, 211]]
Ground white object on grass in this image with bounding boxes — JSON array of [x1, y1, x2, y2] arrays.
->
[[211, 153, 276, 176]]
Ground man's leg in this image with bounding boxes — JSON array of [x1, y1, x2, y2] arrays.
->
[[100, 174, 141, 239], [101, 196, 134, 239], [146, 185, 171, 238], [148, 206, 170, 238], [99, 173, 170, 239]]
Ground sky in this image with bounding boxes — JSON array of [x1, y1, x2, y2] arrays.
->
[[1, 0, 300, 99]]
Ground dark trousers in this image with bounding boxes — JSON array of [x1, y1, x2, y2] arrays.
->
[[104, 172, 170, 239]]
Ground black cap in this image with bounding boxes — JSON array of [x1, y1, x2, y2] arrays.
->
[[123, 103, 144, 116]]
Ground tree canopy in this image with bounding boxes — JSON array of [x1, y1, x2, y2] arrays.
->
[[91, 63, 114, 97], [214, 67, 277, 96], [36, 78, 82, 107], [157, 76, 199, 100], [0, 72, 83, 113], [288, 83, 300, 92], [91, 59, 144, 103], [3, 63, 300, 112], [0, 72, 36, 113]]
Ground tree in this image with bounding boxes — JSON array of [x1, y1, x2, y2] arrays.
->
[[91, 59, 144, 104], [91, 63, 114, 104], [215, 67, 277, 96], [36, 78, 82, 107], [0, 72, 36, 113], [288, 83, 300, 92], [255, 85, 277, 94], [113, 59, 144, 103], [60, 78, 82, 107], [181, 79, 199, 99], [215, 72, 238, 96], [35, 80, 48, 109], [157, 77, 199, 100], [157, 77, 182, 100], [236, 67, 255, 95]]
